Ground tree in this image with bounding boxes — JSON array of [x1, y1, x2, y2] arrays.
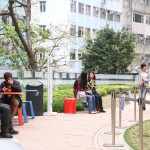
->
[[81, 26, 136, 74], [0, 0, 69, 71]]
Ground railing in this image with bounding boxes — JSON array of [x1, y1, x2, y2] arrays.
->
[[103, 86, 150, 150]]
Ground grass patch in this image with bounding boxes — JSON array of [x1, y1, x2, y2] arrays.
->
[[124, 120, 150, 150]]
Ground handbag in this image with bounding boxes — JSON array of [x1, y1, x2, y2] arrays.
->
[[77, 91, 86, 99]]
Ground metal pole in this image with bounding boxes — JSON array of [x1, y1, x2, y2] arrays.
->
[[47, 56, 53, 113], [44, 56, 57, 116], [139, 97, 143, 150], [112, 90, 115, 145], [103, 90, 123, 147], [134, 86, 137, 121], [104, 90, 120, 135], [119, 89, 122, 127]]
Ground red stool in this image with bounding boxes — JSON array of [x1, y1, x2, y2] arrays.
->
[[18, 107, 24, 125], [64, 98, 76, 114]]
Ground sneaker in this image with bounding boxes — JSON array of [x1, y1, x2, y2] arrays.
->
[[9, 129, 19, 134], [0, 132, 13, 138], [90, 111, 96, 114]]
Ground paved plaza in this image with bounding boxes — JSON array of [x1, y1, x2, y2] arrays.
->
[[1, 99, 150, 150]]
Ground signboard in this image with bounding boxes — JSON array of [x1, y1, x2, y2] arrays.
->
[[119, 96, 125, 110]]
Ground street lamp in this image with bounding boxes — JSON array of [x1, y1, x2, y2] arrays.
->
[[44, 56, 57, 116]]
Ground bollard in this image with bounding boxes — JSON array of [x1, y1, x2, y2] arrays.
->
[[103, 90, 124, 147], [139, 97, 143, 150], [129, 86, 137, 122], [116, 88, 126, 129], [104, 90, 120, 135], [134, 86, 137, 121]]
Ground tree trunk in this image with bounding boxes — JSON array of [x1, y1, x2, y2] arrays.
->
[[8, 0, 38, 71]]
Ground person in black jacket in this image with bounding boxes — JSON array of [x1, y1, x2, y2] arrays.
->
[[0, 72, 22, 118], [0, 103, 19, 138]]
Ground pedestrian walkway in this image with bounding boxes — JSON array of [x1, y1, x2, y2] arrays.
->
[[1, 100, 150, 150]]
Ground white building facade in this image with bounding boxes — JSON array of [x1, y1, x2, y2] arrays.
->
[[31, 0, 122, 72]]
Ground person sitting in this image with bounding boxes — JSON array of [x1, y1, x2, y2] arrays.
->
[[0, 103, 19, 138], [74, 71, 96, 114], [87, 71, 106, 113], [0, 72, 22, 118]]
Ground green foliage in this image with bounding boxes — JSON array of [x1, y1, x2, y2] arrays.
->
[[124, 120, 150, 150], [0, 22, 69, 70], [81, 26, 136, 74], [21, 84, 134, 113]]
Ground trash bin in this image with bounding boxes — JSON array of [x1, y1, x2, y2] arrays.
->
[[64, 98, 76, 114], [26, 82, 43, 116]]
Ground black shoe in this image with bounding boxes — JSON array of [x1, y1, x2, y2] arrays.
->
[[100, 110, 106, 113], [9, 129, 19, 134], [0, 132, 13, 138], [143, 105, 146, 110]]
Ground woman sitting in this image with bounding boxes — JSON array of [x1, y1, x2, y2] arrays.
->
[[87, 71, 106, 113], [74, 71, 96, 114]]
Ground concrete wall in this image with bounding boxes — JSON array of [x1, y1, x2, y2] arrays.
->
[[0, 71, 137, 86]]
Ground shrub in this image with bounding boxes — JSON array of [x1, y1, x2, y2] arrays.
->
[[22, 84, 135, 113]]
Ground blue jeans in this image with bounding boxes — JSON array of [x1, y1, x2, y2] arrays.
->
[[86, 95, 96, 112]]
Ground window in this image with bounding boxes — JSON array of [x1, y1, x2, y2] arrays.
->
[[133, 14, 144, 23], [146, 16, 150, 25], [146, 0, 150, 5], [70, 53, 75, 60], [93, 7, 99, 17], [40, 1, 46, 12], [114, 13, 120, 22], [86, 5, 91, 15], [78, 3, 84, 14], [92, 29, 97, 38], [85, 28, 91, 37], [78, 53, 82, 60], [70, 25, 76, 36], [78, 27, 84, 37], [107, 11, 113, 21], [100, 9, 106, 19], [136, 34, 144, 44], [146, 36, 150, 44], [70, 0, 76, 12], [40, 25, 46, 32]]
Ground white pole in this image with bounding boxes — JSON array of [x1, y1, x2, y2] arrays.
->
[[44, 56, 57, 116]]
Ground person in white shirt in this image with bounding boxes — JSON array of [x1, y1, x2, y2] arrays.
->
[[135, 63, 150, 110]]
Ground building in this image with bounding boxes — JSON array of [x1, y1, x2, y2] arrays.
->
[[122, 0, 150, 70], [32, 0, 122, 72]]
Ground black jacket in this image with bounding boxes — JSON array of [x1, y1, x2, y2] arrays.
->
[[0, 80, 22, 107]]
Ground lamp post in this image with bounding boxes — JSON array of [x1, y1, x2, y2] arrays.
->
[[44, 56, 57, 116]]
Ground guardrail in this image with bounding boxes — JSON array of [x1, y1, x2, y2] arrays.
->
[[103, 86, 150, 150]]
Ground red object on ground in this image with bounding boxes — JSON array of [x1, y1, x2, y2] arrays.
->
[[64, 98, 76, 114], [18, 107, 24, 125]]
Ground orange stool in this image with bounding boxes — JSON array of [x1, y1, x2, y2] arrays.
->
[[18, 107, 24, 125]]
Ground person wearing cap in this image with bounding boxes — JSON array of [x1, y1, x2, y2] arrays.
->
[[135, 63, 150, 110], [0, 72, 22, 118]]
